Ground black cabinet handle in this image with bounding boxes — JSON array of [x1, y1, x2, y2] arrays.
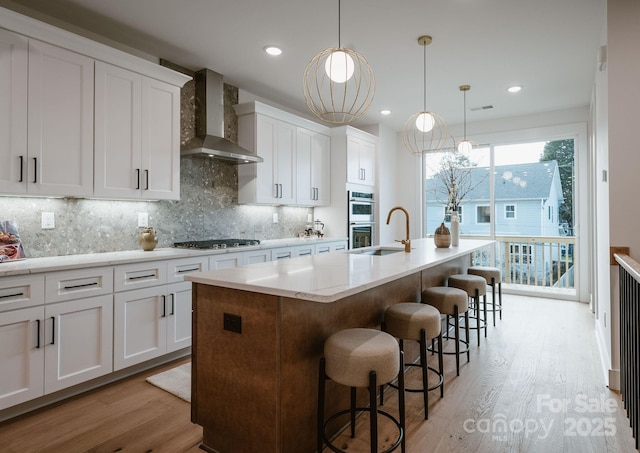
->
[[63, 282, 98, 290], [36, 319, 41, 349], [33, 157, 37, 183], [161, 294, 166, 317], [177, 267, 199, 273], [136, 169, 140, 189], [19, 156, 24, 183], [50, 316, 55, 345], [145, 169, 149, 190], [0, 292, 24, 300], [127, 274, 156, 281], [170, 293, 175, 316]]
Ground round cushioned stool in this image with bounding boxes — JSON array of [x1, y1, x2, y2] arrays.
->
[[382, 303, 444, 420], [318, 328, 406, 453], [468, 266, 502, 326], [447, 274, 487, 346], [422, 286, 470, 376]]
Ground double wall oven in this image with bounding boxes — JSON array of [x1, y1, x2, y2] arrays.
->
[[348, 191, 375, 249]]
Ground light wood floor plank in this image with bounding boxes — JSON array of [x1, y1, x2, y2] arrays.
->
[[0, 295, 636, 452]]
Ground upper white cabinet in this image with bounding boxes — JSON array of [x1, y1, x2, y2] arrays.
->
[[0, 28, 28, 193], [95, 62, 180, 200], [0, 35, 94, 197], [235, 101, 331, 206], [296, 128, 330, 206], [0, 8, 190, 199], [346, 133, 376, 186]]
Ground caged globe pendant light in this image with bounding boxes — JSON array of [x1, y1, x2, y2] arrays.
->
[[302, 0, 375, 124], [402, 35, 448, 155], [456, 85, 477, 153]]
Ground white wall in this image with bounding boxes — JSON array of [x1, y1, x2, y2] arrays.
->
[[601, 0, 640, 390]]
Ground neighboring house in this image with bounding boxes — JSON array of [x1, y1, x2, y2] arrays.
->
[[425, 160, 565, 237], [426, 161, 567, 284]]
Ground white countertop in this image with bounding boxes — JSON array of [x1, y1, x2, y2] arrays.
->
[[186, 238, 494, 303], [0, 237, 347, 277]]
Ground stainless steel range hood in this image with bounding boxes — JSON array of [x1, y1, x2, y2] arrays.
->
[[181, 69, 262, 164]]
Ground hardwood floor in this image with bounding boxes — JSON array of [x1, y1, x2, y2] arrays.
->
[[0, 295, 636, 452]]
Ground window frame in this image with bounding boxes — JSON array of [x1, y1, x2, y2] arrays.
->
[[476, 205, 491, 224], [505, 204, 516, 220]]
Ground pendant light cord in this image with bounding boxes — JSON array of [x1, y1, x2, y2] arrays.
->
[[423, 41, 427, 112], [338, 0, 342, 49], [463, 89, 467, 140]]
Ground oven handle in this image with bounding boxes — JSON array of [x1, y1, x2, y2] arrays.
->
[[349, 198, 376, 203], [349, 222, 377, 225]]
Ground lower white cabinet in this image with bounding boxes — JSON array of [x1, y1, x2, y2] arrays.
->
[[0, 295, 113, 410], [113, 257, 206, 371]]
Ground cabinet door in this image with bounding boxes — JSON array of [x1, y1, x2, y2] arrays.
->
[[113, 286, 167, 371], [0, 28, 28, 194], [312, 132, 331, 205], [166, 281, 192, 353], [254, 114, 278, 203], [27, 39, 94, 197], [346, 136, 362, 184], [0, 306, 44, 410], [94, 62, 142, 199], [296, 128, 314, 205], [210, 253, 245, 269], [44, 295, 113, 393], [244, 249, 272, 264], [276, 121, 296, 204], [142, 77, 180, 200], [359, 139, 376, 186]]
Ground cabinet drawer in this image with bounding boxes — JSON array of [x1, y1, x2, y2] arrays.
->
[[114, 261, 167, 292], [167, 257, 208, 283], [0, 275, 45, 313], [45, 267, 113, 303]]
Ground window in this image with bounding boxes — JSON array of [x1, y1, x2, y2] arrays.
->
[[505, 204, 516, 219], [510, 244, 531, 264], [477, 205, 490, 223], [444, 206, 463, 223], [548, 206, 553, 222]]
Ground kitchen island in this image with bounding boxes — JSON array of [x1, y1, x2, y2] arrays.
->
[[186, 238, 493, 453]]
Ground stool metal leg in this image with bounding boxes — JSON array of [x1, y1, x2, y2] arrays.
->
[[437, 333, 444, 398], [398, 351, 406, 453], [454, 305, 460, 376], [483, 292, 488, 337], [350, 387, 356, 438], [491, 278, 497, 326], [369, 371, 378, 453], [499, 281, 503, 320], [464, 310, 470, 362], [419, 329, 429, 420]]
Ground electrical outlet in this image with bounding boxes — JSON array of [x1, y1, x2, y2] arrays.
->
[[223, 313, 242, 334], [307, 213, 313, 222], [138, 212, 149, 228], [273, 213, 279, 223], [41, 212, 55, 229]]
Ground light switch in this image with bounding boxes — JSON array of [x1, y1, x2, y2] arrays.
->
[[273, 213, 279, 223], [41, 212, 55, 229]]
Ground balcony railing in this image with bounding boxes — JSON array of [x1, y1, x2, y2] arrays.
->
[[465, 235, 576, 290]]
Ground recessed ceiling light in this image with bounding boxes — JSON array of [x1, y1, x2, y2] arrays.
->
[[264, 46, 282, 56], [507, 85, 523, 93], [380, 109, 391, 115]]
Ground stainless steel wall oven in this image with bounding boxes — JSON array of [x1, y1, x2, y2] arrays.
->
[[348, 191, 375, 249]]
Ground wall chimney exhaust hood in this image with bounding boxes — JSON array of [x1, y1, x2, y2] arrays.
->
[[181, 69, 263, 164]]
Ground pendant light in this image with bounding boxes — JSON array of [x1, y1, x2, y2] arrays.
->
[[402, 35, 448, 155], [302, 0, 375, 124], [456, 85, 476, 153]]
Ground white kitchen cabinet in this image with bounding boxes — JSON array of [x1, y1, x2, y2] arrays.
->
[[0, 271, 112, 409], [210, 252, 245, 269], [244, 248, 272, 264], [346, 133, 376, 186], [294, 244, 315, 257], [113, 257, 204, 370], [44, 295, 113, 394], [95, 62, 180, 200], [296, 128, 330, 206], [330, 241, 348, 252], [237, 113, 296, 205], [0, 28, 28, 194], [0, 306, 44, 410], [26, 39, 94, 197]]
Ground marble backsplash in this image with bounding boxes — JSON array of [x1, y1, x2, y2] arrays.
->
[[0, 159, 312, 258]]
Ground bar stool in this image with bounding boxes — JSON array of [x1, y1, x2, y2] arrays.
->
[[447, 274, 487, 345], [422, 287, 470, 376], [383, 303, 444, 420], [468, 266, 503, 326], [318, 328, 406, 453]]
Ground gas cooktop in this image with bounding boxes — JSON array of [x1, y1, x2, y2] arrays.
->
[[173, 239, 260, 250]]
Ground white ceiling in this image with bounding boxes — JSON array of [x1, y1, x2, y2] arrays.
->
[[1, 0, 606, 133]]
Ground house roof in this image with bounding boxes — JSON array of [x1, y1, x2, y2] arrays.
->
[[426, 161, 562, 203]]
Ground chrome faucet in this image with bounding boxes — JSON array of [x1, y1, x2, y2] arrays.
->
[[386, 206, 411, 252]]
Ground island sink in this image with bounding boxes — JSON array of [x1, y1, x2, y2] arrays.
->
[[349, 247, 405, 256]]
